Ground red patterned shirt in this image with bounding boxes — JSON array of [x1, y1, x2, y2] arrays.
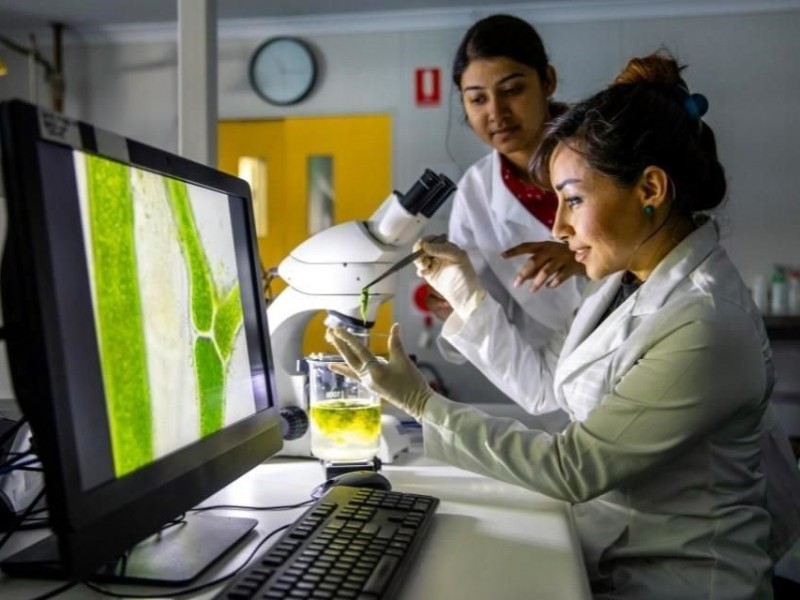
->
[[499, 154, 557, 229]]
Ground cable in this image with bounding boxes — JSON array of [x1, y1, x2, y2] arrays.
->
[[15, 519, 50, 530], [80, 499, 314, 597], [0, 487, 46, 554], [29, 580, 80, 600], [7, 496, 311, 596], [0, 456, 40, 475], [0, 417, 27, 449], [189, 499, 315, 513], [23, 505, 49, 516], [4, 465, 43, 473], [0, 450, 34, 471], [82, 522, 292, 598]]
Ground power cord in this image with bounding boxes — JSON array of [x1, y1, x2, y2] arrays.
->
[[0, 417, 28, 450], [0, 456, 40, 475], [0, 486, 46, 554], [29, 580, 80, 600], [190, 499, 315, 513]]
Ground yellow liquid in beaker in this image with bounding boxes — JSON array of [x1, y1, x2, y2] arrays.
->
[[310, 398, 381, 461]]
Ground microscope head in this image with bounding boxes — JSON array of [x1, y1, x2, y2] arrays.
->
[[271, 169, 455, 326], [266, 169, 456, 447]]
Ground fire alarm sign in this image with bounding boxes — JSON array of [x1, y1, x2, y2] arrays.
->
[[415, 67, 441, 107]]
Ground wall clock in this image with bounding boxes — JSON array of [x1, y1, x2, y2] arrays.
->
[[249, 37, 318, 106]]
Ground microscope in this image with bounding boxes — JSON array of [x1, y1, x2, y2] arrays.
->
[[268, 169, 455, 461]]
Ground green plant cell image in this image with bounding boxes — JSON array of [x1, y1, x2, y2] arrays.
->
[[84, 153, 153, 477], [78, 151, 256, 479]]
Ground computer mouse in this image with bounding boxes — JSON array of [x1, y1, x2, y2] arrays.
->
[[312, 470, 392, 498]]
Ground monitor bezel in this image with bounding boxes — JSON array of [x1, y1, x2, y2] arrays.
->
[[0, 99, 283, 578]]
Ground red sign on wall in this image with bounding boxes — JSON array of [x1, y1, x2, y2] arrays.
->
[[415, 67, 441, 107]]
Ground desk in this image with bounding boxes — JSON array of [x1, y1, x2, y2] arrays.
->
[[0, 448, 591, 599]]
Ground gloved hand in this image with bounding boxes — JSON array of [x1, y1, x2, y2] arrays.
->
[[325, 324, 432, 420], [413, 236, 486, 321]]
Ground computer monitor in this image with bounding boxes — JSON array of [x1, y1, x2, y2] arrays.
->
[[0, 99, 283, 584]]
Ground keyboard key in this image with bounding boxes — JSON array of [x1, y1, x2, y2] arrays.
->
[[362, 555, 400, 595]]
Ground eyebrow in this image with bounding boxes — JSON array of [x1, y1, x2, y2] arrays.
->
[[554, 178, 581, 191], [462, 72, 525, 92]]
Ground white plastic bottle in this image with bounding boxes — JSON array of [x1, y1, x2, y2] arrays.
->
[[751, 275, 769, 314], [770, 267, 788, 316], [788, 269, 800, 316]]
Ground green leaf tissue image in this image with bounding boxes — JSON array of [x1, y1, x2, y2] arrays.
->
[[76, 152, 256, 478]]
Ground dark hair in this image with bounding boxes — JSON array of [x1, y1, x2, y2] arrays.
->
[[530, 51, 726, 214], [452, 14, 550, 88]]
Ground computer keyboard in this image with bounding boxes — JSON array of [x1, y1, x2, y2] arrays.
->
[[214, 485, 439, 600]]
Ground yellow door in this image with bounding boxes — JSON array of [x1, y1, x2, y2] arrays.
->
[[218, 114, 393, 354]]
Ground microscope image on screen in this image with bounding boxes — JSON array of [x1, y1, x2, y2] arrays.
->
[[72, 152, 257, 478], [0, 99, 283, 583]]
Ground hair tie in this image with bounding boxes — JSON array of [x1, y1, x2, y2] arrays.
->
[[684, 93, 709, 120]]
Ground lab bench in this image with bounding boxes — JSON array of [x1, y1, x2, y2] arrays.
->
[[0, 447, 591, 600]]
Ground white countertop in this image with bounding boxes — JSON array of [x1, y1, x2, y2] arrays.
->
[[0, 446, 591, 599]]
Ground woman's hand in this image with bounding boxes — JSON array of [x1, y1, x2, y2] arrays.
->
[[325, 324, 432, 420], [502, 240, 585, 291], [423, 285, 454, 321], [413, 236, 486, 321]]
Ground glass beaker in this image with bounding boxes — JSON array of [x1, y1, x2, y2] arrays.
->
[[305, 353, 381, 462]]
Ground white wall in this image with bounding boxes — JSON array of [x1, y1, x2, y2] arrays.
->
[[2, 4, 800, 405], [3, 6, 798, 284]]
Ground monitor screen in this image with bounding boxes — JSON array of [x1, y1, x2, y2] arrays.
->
[[0, 99, 283, 582]]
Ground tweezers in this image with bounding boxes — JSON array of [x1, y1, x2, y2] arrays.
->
[[361, 234, 447, 291]]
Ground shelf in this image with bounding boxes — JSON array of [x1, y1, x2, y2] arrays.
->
[[763, 315, 800, 340]]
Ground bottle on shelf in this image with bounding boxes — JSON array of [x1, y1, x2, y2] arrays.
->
[[751, 275, 769, 314], [770, 265, 789, 316], [788, 269, 800, 316]]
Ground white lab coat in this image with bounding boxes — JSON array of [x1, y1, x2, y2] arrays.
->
[[421, 220, 800, 599], [442, 150, 583, 363]]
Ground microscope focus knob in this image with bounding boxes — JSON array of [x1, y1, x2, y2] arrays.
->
[[280, 406, 309, 441]]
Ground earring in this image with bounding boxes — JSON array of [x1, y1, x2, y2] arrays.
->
[[643, 205, 655, 217]]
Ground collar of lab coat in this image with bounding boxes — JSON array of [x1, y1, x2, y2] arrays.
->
[[488, 150, 552, 236], [630, 217, 719, 316], [556, 219, 719, 387]]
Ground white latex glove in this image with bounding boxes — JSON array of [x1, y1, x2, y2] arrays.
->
[[325, 324, 432, 420], [413, 236, 486, 321]]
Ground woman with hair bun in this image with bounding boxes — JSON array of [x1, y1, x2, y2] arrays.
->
[[328, 51, 800, 598]]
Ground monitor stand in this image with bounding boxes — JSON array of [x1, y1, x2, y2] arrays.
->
[[0, 513, 257, 586]]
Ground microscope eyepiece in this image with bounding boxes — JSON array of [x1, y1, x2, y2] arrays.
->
[[369, 169, 456, 246], [398, 169, 442, 215], [419, 174, 456, 218]]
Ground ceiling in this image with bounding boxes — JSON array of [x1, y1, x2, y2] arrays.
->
[[0, 0, 549, 31], [2, 1, 796, 40]]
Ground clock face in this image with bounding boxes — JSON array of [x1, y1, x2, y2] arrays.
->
[[249, 37, 317, 106]]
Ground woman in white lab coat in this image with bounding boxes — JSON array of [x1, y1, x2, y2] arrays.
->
[[328, 52, 800, 598], [429, 14, 583, 362]]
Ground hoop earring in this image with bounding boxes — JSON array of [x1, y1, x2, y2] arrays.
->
[[643, 205, 655, 217]]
